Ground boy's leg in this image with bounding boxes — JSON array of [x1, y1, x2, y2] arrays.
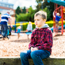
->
[[18, 33, 19, 39], [31, 50, 50, 65], [1, 24, 7, 39], [20, 50, 31, 65], [3, 25, 8, 38]]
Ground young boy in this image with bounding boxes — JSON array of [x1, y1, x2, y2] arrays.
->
[[26, 21, 32, 32], [53, 12, 61, 36], [17, 26, 21, 39], [20, 11, 53, 65], [55, 13, 61, 35]]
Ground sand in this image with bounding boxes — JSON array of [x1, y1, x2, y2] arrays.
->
[[0, 33, 65, 58]]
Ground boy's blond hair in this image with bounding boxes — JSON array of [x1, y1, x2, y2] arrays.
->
[[34, 11, 47, 20]]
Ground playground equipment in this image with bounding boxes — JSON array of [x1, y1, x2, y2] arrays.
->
[[47, 0, 65, 6], [47, 0, 65, 35]]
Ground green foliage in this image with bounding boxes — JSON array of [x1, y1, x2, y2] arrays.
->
[[36, 0, 54, 20], [16, 6, 35, 22], [28, 6, 36, 22], [22, 7, 26, 13], [15, 6, 21, 15], [22, 23, 36, 31], [43, 7, 51, 21], [16, 13, 28, 22], [22, 23, 28, 31], [36, 3, 42, 11], [36, 0, 43, 3], [47, 23, 53, 27]]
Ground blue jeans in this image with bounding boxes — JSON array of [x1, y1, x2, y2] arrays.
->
[[1, 24, 8, 38], [20, 50, 50, 65]]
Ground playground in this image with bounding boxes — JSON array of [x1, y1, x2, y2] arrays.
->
[[0, 0, 65, 65], [0, 32, 65, 58], [0, 0, 65, 58]]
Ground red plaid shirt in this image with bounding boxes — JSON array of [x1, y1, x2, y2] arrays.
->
[[29, 28, 53, 54]]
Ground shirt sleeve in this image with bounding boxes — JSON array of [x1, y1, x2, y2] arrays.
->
[[59, 16, 61, 19], [28, 31, 35, 49], [38, 30, 53, 50]]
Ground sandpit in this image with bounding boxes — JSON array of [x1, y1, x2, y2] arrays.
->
[[0, 33, 65, 58]]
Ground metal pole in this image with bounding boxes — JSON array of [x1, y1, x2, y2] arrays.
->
[[61, 6, 63, 35]]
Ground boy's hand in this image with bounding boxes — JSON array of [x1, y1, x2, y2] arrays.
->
[[31, 47, 38, 52], [31, 47, 34, 52]]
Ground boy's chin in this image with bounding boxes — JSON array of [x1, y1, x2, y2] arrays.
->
[[36, 25, 38, 27]]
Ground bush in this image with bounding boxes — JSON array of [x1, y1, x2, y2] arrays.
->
[[22, 23, 36, 31]]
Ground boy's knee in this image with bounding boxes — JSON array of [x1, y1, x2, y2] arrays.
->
[[31, 51, 37, 59], [20, 52, 26, 58]]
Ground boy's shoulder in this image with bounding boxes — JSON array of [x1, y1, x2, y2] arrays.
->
[[46, 28, 52, 34], [32, 28, 52, 32], [32, 29, 36, 32], [32, 28, 38, 34]]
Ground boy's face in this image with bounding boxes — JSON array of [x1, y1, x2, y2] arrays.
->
[[34, 15, 46, 28]]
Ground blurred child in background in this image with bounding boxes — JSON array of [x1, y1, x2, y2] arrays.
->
[[17, 26, 21, 39], [26, 21, 32, 32]]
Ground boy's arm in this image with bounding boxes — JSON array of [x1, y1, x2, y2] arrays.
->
[[8, 17, 12, 27], [28, 31, 35, 49], [38, 30, 53, 50]]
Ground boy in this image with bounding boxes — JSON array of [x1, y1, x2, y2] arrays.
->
[[53, 12, 61, 36], [27, 21, 32, 32], [17, 26, 21, 39], [20, 11, 53, 65], [55, 13, 61, 35], [1, 11, 12, 40]]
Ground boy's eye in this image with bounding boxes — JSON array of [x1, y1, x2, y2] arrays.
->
[[34, 19, 40, 21]]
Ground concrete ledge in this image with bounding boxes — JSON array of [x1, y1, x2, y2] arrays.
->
[[29, 58, 65, 65], [0, 57, 65, 65]]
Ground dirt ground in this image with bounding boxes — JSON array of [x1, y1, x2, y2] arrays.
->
[[0, 33, 65, 58]]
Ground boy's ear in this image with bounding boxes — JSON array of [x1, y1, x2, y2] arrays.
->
[[43, 19, 46, 22]]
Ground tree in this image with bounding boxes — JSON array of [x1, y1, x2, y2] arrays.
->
[[36, 0, 54, 20], [15, 6, 21, 15], [28, 6, 36, 22], [16, 6, 36, 22], [36, 0, 43, 3], [22, 7, 26, 13]]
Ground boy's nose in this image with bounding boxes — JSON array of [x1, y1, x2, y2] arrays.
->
[[35, 22, 37, 25]]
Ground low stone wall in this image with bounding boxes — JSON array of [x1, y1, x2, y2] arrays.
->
[[0, 57, 65, 65], [0, 57, 21, 65]]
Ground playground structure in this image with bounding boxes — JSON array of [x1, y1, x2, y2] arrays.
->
[[53, 4, 65, 35], [47, 0, 65, 35]]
